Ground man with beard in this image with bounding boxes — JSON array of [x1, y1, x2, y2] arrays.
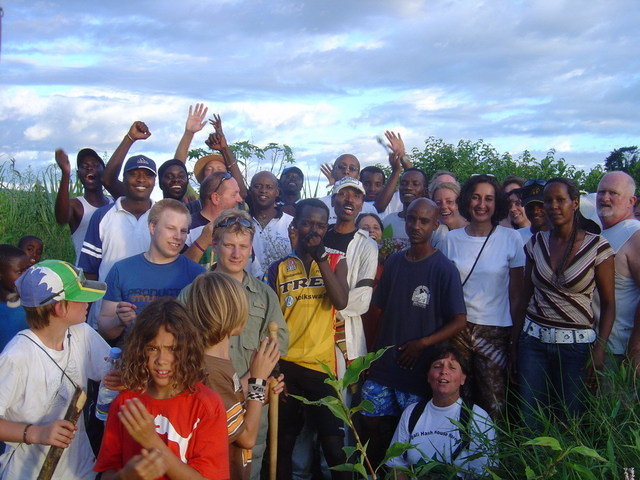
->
[[54, 148, 112, 264], [361, 198, 467, 468], [595, 171, 640, 371], [247, 171, 294, 276], [279, 166, 304, 217]]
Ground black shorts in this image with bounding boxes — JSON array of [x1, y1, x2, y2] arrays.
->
[[278, 360, 345, 438]]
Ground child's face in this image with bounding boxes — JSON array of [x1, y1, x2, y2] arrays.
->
[[146, 325, 177, 399], [0, 255, 30, 293], [61, 301, 90, 325], [22, 240, 43, 265]]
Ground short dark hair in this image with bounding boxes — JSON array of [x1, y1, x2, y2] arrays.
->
[[18, 236, 43, 249], [360, 166, 386, 184], [502, 175, 525, 189], [426, 344, 471, 400], [458, 174, 508, 225], [294, 198, 329, 225], [0, 244, 28, 267]]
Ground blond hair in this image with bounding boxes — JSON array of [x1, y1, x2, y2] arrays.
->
[[186, 271, 249, 347], [212, 209, 255, 244], [148, 198, 191, 227]]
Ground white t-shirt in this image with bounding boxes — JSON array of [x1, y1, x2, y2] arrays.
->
[[250, 212, 294, 277], [441, 226, 525, 327], [0, 324, 110, 479], [366, 190, 402, 220], [387, 399, 495, 478]]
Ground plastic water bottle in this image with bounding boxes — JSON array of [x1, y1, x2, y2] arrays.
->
[[95, 347, 122, 421]]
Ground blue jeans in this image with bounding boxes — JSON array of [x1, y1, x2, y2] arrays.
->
[[518, 332, 590, 429]]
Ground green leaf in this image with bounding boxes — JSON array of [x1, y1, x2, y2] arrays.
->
[[567, 462, 598, 480], [524, 436, 562, 451], [569, 446, 606, 462], [349, 400, 374, 415], [353, 463, 367, 477], [317, 360, 337, 380], [329, 464, 357, 472], [381, 442, 414, 465], [341, 347, 392, 386], [524, 465, 537, 479], [342, 445, 358, 459]]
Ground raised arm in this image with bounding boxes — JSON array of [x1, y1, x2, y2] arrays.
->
[[103, 121, 151, 198], [374, 131, 405, 213], [54, 149, 78, 230], [174, 103, 209, 162], [206, 114, 248, 199]]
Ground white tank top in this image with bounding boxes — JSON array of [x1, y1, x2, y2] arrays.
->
[[72, 196, 113, 264]]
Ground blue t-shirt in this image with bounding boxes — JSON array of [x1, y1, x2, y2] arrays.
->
[[369, 250, 466, 396], [104, 253, 204, 311], [0, 301, 28, 353]]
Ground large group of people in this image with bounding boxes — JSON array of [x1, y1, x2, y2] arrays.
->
[[0, 103, 639, 480]]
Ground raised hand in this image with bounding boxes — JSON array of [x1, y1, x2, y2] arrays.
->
[[320, 163, 335, 186], [384, 130, 405, 159], [55, 149, 71, 176], [128, 121, 151, 141], [207, 114, 228, 150], [185, 103, 208, 133]]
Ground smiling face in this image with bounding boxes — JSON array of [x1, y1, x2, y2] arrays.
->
[[149, 209, 190, 261], [250, 172, 279, 210], [77, 156, 104, 191], [544, 181, 578, 228], [332, 187, 364, 224], [357, 215, 382, 242], [124, 168, 156, 201], [400, 171, 427, 207], [427, 353, 467, 407], [432, 186, 459, 228], [145, 325, 177, 399], [525, 202, 548, 230], [280, 171, 303, 195], [160, 165, 188, 200], [213, 231, 253, 277], [596, 172, 636, 228], [468, 182, 496, 226], [508, 192, 529, 228]]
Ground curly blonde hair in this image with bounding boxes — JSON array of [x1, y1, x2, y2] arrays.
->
[[121, 298, 206, 394], [186, 271, 249, 347]]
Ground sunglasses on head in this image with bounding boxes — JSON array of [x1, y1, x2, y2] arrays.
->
[[213, 172, 233, 193], [215, 216, 253, 229], [470, 173, 496, 178], [524, 179, 547, 187]]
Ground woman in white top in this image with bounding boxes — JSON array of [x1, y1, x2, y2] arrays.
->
[[441, 174, 525, 419], [387, 346, 495, 479]]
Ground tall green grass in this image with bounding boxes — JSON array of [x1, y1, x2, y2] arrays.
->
[[0, 160, 79, 262]]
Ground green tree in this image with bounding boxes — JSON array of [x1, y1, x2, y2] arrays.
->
[[604, 146, 639, 189]]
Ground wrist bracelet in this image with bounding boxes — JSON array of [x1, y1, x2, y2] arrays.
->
[[193, 240, 205, 253], [126, 133, 134, 142], [23, 424, 33, 445], [247, 378, 267, 403]]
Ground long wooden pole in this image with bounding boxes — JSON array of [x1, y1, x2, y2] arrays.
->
[[37, 386, 87, 480], [268, 321, 279, 480]]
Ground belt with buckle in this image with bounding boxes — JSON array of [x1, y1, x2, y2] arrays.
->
[[523, 318, 596, 344]]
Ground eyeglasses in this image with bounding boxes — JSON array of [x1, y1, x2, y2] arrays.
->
[[213, 172, 232, 194], [215, 216, 253, 229], [524, 179, 547, 187]]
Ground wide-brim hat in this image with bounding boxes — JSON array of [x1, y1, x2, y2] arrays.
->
[[193, 154, 226, 184], [16, 260, 107, 307]]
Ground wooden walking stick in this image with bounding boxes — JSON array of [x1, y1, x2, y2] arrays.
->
[[37, 385, 87, 480], [268, 321, 279, 480]]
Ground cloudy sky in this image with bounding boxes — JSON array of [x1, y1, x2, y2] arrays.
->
[[1, 0, 638, 187]]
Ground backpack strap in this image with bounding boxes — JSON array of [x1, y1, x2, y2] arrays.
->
[[450, 398, 474, 461], [408, 399, 429, 435]]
